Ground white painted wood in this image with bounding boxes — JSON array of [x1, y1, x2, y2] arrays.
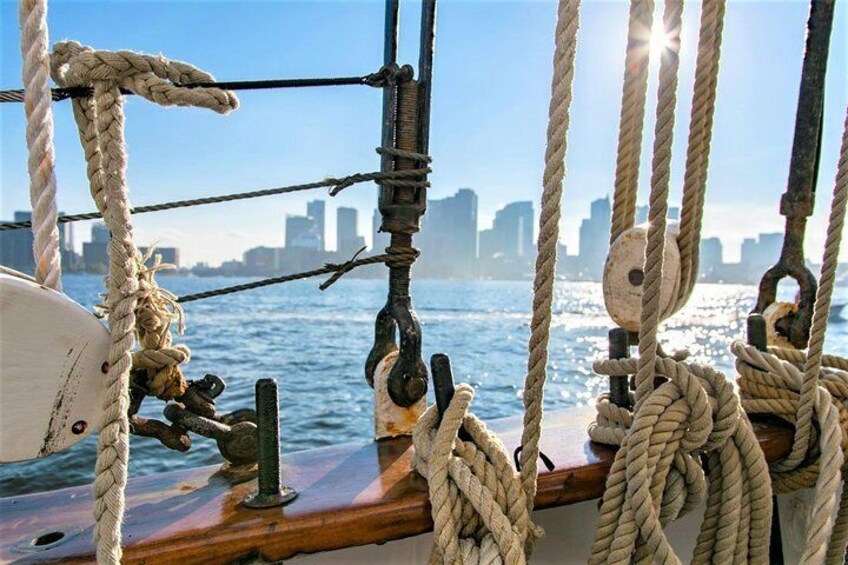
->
[[373, 351, 426, 440], [602, 224, 682, 332], [0, 273, 109, 462]]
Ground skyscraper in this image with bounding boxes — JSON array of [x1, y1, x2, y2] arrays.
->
[[337, 207, 365, 256], [307, 200, 325, 252], [0, 212, 35, 273], [418, 188, 478, 278], [700, 237, 723, 277], [285, 215, 321, 250], [578, 197, 611, 280]]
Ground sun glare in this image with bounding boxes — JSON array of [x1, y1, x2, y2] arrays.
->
[[649, 21, 674, 54]]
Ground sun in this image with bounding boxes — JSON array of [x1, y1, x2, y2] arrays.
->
[[649, 21, 675, 55]]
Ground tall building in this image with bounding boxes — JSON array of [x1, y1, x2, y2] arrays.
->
[[307, 200, 325, 252], [741, 233, 782, 273], [337, 207, 366, 256], [578, 197, 611, 280], [0, 212, 35, 273], [479, 202, 534, 260], [139, 246, 180, 269], [700, 237, 723, 277], [285, 215, 321, 250], [243, 246, 282, 274], [418, 188, 478, 278], [91, 222, 110, 242]]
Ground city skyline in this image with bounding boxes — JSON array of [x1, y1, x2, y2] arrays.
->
[[1, 2, 846, 269], [3, 188, 838, 286]]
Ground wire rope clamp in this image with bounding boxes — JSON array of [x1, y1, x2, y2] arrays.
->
[[603, 224, 682, 332]]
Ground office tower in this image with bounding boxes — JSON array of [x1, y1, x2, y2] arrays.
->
[[635, 205, 680, 225], [741, 233, 783, 272], [307, 200, 325, 252], [479, 201, 534, 260], [699, 237, 723, 276], [418, 188, 478, 277], [337, 207, 366, 256], [0, 212, 35, 273], [286, 215, 321, 250], [578, 197, 611, 279], [139, 246, 181, 269], [91, 222, 111, 242]]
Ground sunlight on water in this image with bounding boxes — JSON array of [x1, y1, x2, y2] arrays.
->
[[2, 276, 847, 496]]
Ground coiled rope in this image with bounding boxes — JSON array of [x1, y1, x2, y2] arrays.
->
[[49, 40, 238, 564], [590, 1, 774, 562], [411, 0, 580, 561], [19, 0, 62, 290], [732, 106, 848, 564]]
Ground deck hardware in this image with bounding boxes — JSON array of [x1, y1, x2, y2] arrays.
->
[[12, 527, 83, 554], [243, 378, 298, 509], [180, 374, 225, 418], [431, 354, 470, 441], [70, 420, 87, 435], [163, 404, 258, 466], [608, 328, 632, 409], [755, 0, 835, 348]]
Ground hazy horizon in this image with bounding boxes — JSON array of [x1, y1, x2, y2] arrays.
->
[[2, 0, 847, 267]]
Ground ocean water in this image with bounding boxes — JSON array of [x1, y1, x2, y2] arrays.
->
[[1, 274, 846, 497]]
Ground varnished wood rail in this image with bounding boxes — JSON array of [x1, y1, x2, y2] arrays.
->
[[0, 407, 792, 564]]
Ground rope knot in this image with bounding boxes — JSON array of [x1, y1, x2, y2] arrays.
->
[[50, 40, 238, 113], [412, 384, 538, 564], [385, 245, 420, 269], [590, 356, 771, 563]]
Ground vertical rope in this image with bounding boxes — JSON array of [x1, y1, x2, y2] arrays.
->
[[609, 0, 655, 245], [634, 0, 684, 410], [19, 0, 62, 290], [519, 0, 581, 513], [91, 82, 136, 565], [674, 0, 725, 309]]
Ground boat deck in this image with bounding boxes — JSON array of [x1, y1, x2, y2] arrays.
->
[[0, 407, 793, 564]]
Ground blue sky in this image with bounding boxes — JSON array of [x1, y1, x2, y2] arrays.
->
[[1, 0, 846, 267]]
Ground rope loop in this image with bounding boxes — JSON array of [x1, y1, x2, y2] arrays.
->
[[412, 384, 540, 564], [375, 146, 432, 188], [589, 356, 772, 564], [50, 40, 239, 113]]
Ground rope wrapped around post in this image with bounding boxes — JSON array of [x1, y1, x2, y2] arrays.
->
[[411, 0, 580, 561], [731, 106, 848, 565], [49, 40, 238, 564], [412, 385, 539, 564]]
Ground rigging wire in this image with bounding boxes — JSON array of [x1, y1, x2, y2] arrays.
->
[[0, 167, 430, 232], [0, 65, 412, 103]]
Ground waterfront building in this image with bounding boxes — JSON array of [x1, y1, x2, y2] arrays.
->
[[418, 188, 478, 278], [307, 200, 326, 252], [337, 207, 366, 256]]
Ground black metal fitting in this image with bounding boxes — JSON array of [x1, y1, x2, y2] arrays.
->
[[755, 0, 834, 349], [164, 404, 258, 466], [243, 379, 298, 509], [179, 373, 226, 419], [608, 328, 633, 409]]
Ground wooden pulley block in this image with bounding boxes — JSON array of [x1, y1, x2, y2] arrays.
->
[[0, 273, 109, 462], [762, 301, 797, 349], [602, 224, 682, 332], [373, 351, 426, 440]]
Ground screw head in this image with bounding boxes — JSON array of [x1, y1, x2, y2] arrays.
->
[[71, 420, 88, 435]]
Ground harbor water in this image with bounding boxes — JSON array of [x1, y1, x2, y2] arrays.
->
[[2, 275, 846, 496]]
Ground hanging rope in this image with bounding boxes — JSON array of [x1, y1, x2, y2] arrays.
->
[[49, 40, 238, 564], [733, 106, 848, 564], [411, 0, 580, 561], [590, 1, 774, 562], [609, 0, 653, 245], [19, 0, 62, 290]]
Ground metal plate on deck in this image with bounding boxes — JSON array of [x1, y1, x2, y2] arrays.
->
[[0, 273, 109, 462]]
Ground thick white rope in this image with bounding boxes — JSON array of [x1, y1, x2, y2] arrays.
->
[[413, 0, 581, 561], [19, 0, 62, 290], [609, 0, 654, 245], [590, 2, 774, 562], [732, 106, 848, 564], [50, 41, 237, 564]]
